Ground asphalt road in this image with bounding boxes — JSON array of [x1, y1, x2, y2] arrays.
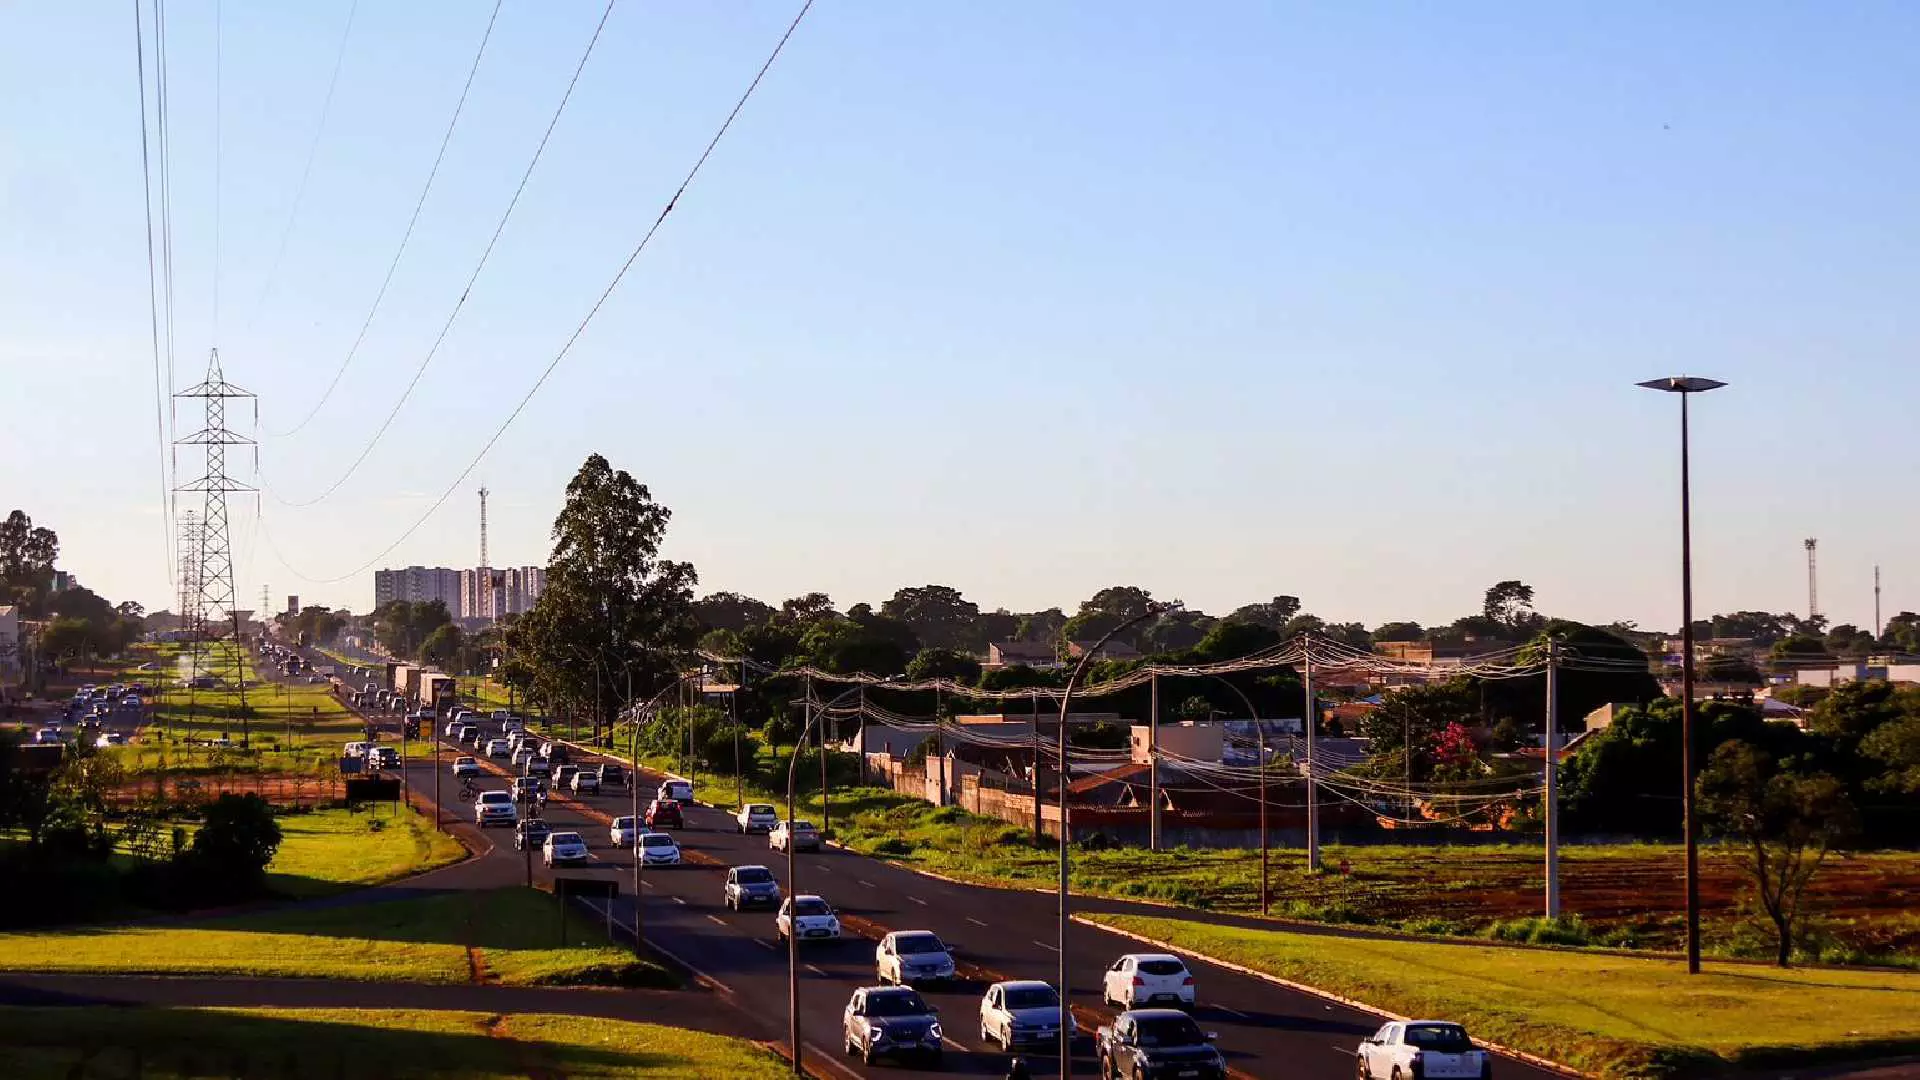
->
[[302, 665, 1565, 1080]]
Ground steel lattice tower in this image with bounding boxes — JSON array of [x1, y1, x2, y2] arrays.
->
[[176, 510, 203, 640], [174, 349, 256, 734]]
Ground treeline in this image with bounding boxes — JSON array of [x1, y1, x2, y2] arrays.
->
[[3, 510, 146, 666]]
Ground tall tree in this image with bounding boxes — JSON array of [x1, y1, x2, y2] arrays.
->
[[1697, 740, 1857, 966], [0, 510, 59, 588], [1063, 585, 1159, 643], [881, 585, 981, 651], [505, 455, 698, 733], [1483, 580, 1538, 630], [1372, 621, 1424, 642], [779, 592, 837, 625], [906, 647, 983, 684], [691, 591, 777, 633], [1228, 595, 1302, 631], [1882, 612, 1920, 653]]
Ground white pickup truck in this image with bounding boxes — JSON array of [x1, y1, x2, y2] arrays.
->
[[1356, 1021, 1492, 1080]]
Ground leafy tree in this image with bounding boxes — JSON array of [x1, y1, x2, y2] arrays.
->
[[0, 509, 59, 609], [371, 600, 452, 657], [38, 618, 95, 662], [418, 623, 467, 669], [1697, 740, 1857, 966], [1139, 609, 1212, 654], [1174, 695, 1213, 722], [1483, 580, 1541, 631], [1227, 596, 1302, 631], [977, 663, 1061, 693], [691, 592, 777, 633], [1697, 611, 1794, 645], [1013, 608, 1066, 642], [505, 455, 699, 734], [1372, 621, 1424, 642], [1806, 680, 1920, 753], [1703, 654, 1764, 685], [1770, 635, 1830, 668], [881, 585, 981, 652], [1062, 586, 1163, 644], [1861, 713, 1920, 796], [779, 592, 837, 625], [1824, 624, 1877, 657], [800, 617, 911, 676], [184, 793, 282, 893], [1882, 612, 1920, 654], [1189, 620, 1281, 664], [1361, 680, 1480, 780], [847, 604, 922, 658], [906, 647, 982, 684]]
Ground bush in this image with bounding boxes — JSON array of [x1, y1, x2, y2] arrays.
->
[[179, 793, 282, 895], [870, 837, 912, 857], [1484, 915, 1591, 946]]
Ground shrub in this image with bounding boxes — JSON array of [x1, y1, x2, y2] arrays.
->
[[1484, 915, 1591, 946]]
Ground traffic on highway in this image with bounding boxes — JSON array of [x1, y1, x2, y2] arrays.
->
[[295, 642, 1552, 1080]]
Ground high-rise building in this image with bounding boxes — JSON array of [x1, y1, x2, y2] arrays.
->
[[457, 565, 547, 622], [373, 567, 463, 613]]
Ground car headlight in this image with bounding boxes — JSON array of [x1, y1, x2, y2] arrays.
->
[[926, 1022, 942, 1041]]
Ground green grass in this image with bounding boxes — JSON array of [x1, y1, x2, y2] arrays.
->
[[0, 887, 672, 988], [265, 807, 467, 899], [0, 1006, 788, 1079], [1087, 912, 1920, 1078]]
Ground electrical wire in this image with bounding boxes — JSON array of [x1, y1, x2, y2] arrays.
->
[[263, 0, 816, 584], [212, 0, 222, 342], [266, 0, 505, 439], [245, 0, 359, 333], [269, 0, 611, 502], [134, 0, 174, 590]]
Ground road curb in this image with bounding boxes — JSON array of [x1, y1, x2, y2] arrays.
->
[[1075, 915, 1594, 1079]]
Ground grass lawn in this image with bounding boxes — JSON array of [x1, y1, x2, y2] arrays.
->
[[0, 1006, 788, 1079], [1088, 912, 1920, 1078], [0, 887, 672, 988], [266, 806, 467, 898]]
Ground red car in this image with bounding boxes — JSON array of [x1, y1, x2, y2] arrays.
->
[[645, 799, 683, 829]]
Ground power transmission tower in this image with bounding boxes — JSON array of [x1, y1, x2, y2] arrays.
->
[[176, 510, 202, 643], [1804, 538, 1819, 625], [174, 348, 257, 745]]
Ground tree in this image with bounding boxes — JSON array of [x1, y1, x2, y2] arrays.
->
[[1174, 695, 1213, 722], [0, 510, 59, 595], [881, 585, 981, 652], [506, 455, 699, 733], [1062, 586, 1159, 644], [185, 793, 282, 893], [691, 592, 776, 633], [906, 647, 982, 684], [779, 592, 837, 625], [1013, 608, 1066, 642], [418, 623, 467, 669], [1362, 680, 1480, 781], [371, 600, 451, 658], [1882, 612, 1920, 654], [1483, 580, 1538, 630], [801, 617, 911, 677], [1228, 596, 1302, 631], [1702, 654, 1764, 685], [1770, 635, 1830, 669], [1696, 740, 1856, 966], [1372, 621, 1424, 642], [1190, 620, 1281, 664], [38, 618, 95, 662], [1824, 624, 1876, 657]]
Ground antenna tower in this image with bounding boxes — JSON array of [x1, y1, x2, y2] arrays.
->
[[478, 485, 490, 567], [174, 348, 257, 742], [1875, 565, 1882, 641], [1804, 538, 1819, 624]]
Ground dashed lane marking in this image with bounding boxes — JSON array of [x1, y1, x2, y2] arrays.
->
[[705, 914, 728, 927], [1033, 939, 1060, 952]]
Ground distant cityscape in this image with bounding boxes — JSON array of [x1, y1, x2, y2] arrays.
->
[[372, 565, 546, 625]]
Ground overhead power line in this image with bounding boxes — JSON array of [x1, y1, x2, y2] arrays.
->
[[245, 0, 360, 333], [266, 0, 505, 439], [270, 0, 616, 504], [134, 0, 174, 589], [264, 0, 815, 584]]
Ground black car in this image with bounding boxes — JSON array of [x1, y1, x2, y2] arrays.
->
[[844, 986, 943, 1066], [514, 818, 552, 851], [1096, 1010, 1227, 1080]]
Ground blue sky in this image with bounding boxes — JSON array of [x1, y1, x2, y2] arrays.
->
[[2, 1, 1915, 632]]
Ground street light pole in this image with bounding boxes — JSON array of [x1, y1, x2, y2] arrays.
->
[[1544, 637, 1560, 919], [1057, 610, 1161, 1080], [1638, 374, 1725, 976], [1303, 632, 1320, 872]]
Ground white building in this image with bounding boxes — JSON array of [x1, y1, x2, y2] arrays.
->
[[372, 567, 463, 612], [0, 605, 20, 686], [458, 566, 546, 623]]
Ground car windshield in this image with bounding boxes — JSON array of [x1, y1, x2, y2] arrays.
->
[[1133, 1015, 1205, 1048], [1137, 959, 1187, 976], [522, 819, 547, 831], [549, 833, 582, 845], [456, 757, 474, 765], [893, 933, 946, 955], [789, 821, 816, 832], [643, 834, 675, 848], [1405, 1024, 1472, 1051], [734, 868, 773, 885], [478, 792, 510, 805], [748, 804, 774, 815], [791, 898, 831, 916], [613, 817, 636, 829], [1003, 987, 1058, 1010], [863, 991, 930, 1018]]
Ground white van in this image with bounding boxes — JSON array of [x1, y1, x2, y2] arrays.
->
[[660, 777, 694, 805]]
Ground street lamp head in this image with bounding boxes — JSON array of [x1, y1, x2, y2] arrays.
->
[[1637, 376, 1727, 394]]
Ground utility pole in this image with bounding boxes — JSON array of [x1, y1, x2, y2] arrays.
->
[[478, 485, 490, 567], [174, 348, 255, 746], [1544, 638, 1561, 919], [1147, 673, 1160, 851], [1805, 538, 1819, 625], [1303, 633, 1320, 872], [1031, 691, 1043, 845], [1875, 565, 1883, 641]]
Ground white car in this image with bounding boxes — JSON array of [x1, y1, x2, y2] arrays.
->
[[523, 755, 551, 776], [611, 816, 641, 848], [875, 930, 956, 986], [1357, 1021, 1491, 1080], [451, 756, 480, 778], [660, 777, 694, 804], [1102, 953, 1196, 1010], [570, 769, 600, 795], [638, 831, 681, 866], [776, 894, 841, 943], [485, 738, 511, 759], [474, 790, 516, 828], [736, 803, 778, 833], [542, 830, 590, 867], [770, 820, 820, 853], [443, 719, 462, 738], [343, 741, 369, 759], [980, 980, 1074, 1052]]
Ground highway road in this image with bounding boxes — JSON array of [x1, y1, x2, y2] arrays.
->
[[282, 648, 1566, 1080]]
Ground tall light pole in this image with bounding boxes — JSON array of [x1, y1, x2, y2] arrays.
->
[[1638, 374, 1725, 975], [782, 683, 863, 1077], [1057, 609, 1161, 1080]]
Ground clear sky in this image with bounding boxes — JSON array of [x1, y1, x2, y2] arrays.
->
[[2, 2, 1915, 633]]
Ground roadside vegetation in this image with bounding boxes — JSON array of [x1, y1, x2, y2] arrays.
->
[[265, 805, 466, 898], [0, 1006, 786, 1079], [0, 887, 669, 988], [1085, 912, 1920, 1078]]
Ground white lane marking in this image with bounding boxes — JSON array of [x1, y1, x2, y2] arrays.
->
[[755, 939, 778, 951], [1032, 939, 1060, 952], [1214, 1005, 1249, 1020], [966, 917, 988, 927], [814, 865, 832, 873], [669, 894, 683, 904], [908, 896, 927, 907], [705, 914, 728, 927], [590, 901, 736, 998], [805, 963, 827, 977], [857, 879, 875, 888]]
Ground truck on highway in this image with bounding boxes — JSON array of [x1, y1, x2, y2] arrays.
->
[[418, 672, 458, 716]]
